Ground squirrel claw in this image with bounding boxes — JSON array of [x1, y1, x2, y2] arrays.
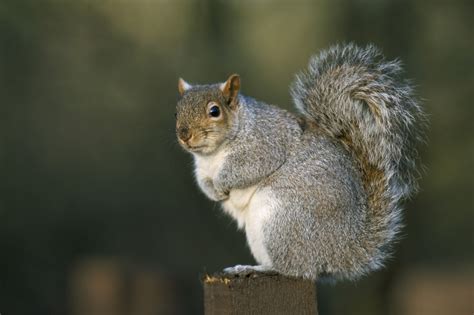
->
[[223, 265, 275, 277]]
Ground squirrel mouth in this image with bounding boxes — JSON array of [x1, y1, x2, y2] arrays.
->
[[186, 144, 207, 152], [177, 138, 206, 151]]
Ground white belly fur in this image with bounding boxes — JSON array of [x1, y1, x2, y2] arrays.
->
[[193, 149, 274, 267], [222, 187, 274, 268], [222, 185, 258, 228]]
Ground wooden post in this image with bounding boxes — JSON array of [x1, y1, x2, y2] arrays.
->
[[203, 271, 318, 315]]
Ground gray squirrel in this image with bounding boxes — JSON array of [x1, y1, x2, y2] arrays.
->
[[175, 44, 426, 281]]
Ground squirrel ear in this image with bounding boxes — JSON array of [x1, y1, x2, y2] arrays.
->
[[220, 74, 240, 106], [178, 78, 191, 95]]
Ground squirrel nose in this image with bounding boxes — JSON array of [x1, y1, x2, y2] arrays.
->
[[178, 127, 192, 142]]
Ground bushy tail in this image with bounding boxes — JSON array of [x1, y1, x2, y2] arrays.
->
[[291, 43, 426, 266]]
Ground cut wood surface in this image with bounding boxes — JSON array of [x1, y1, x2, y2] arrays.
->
[[203, 271, 317, 315]]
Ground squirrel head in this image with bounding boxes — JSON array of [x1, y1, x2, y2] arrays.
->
[[175, 74, 241, 155]]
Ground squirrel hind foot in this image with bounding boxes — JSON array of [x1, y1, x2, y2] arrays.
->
[[222, 265, 276, 278]]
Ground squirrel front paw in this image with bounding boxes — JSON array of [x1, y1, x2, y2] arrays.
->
[[214, 189, 229, 201], [201, 178, 229, 201]]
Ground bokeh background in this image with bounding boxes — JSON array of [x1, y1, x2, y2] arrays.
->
[[1, 0, 472, 314]]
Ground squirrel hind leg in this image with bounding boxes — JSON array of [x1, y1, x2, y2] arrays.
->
[[222, 265, 276, 277]]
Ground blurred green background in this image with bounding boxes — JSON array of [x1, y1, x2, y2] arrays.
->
[[0, 0, 472, 314]]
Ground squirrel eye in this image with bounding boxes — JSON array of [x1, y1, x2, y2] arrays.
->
[[174, 112, 177, 119], [209, 105, 220, 118]]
